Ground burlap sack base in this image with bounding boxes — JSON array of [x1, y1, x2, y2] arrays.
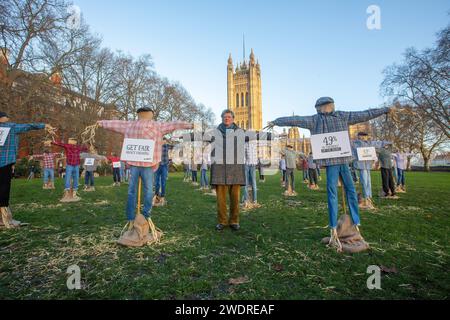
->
[[321, 214, 370, 253], [117, 214, 163, 247]]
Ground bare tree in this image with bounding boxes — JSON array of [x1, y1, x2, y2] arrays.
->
[[381, 24, 450, 138], [371, 102, 448, 171]]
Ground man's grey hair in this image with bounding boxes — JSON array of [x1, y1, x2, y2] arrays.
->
[[221, 109, 235, 118]]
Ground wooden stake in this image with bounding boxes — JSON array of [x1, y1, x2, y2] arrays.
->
[[137, 177, 142, 215]]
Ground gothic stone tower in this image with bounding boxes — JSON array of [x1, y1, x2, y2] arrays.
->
[[227, 49, 262, 130]]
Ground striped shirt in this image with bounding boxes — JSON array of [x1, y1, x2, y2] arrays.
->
[[99, 120, 192, 169], [273, 107, 390, 166], [0, 122, 45, 168]]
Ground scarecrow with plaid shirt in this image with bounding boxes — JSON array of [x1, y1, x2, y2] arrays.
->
[[267, 97, 394, 250], [97, 107, 193, 246], [0, 111, 54, 228]]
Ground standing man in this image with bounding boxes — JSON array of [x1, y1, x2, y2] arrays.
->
[[97, 107, 193, 246], [52, 138, 88, 202], [351, 132, 391, 209], [208, 110, 246, 231], [267, 97, 393, 248], [377, 145, 398, 199], [30, 150, 62, 189], [0, 112, 52, 228], [153, 137, 172, 206]]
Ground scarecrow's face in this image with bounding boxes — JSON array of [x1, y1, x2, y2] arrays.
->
[[138, 111, 154, 121], [0, 116, 9, 123], [68, 139, 77, 145], [317, 103, 335, 114]]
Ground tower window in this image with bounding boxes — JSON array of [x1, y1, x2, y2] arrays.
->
[[246, 92, 249, 106], [241, 93, 244, 108], [236, 93, 239, 107]]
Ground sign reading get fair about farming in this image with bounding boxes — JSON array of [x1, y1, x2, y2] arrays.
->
[[0, 127, 11, 146], [120, 138, 155, 162], [310, 131, 352, 160]]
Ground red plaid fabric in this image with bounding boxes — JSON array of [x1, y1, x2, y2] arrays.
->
[[99, 120, 192, 169], [33, 153, 60, 169], [52, 141, 88, 166]]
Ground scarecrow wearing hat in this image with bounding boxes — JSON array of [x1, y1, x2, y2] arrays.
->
[[0, 111, 54, 228], [97, 107, 193, 247], [52, 137, 89, 202], [267, 97, 394, 251], [351, 132, 391, 209]]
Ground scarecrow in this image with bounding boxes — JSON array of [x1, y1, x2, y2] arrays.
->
[[80, 145, 107, 192], [0, 111, 54, 228], [97, 107, 193, 247], [52, 137, 88, 202], [351, 132, 391, 209], [267, 97, 394, 252]]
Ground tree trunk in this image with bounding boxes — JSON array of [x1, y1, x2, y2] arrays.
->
[[423, 157, 430, 172]]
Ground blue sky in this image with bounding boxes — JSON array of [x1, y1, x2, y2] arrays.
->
[[74, 0, 449, 131]]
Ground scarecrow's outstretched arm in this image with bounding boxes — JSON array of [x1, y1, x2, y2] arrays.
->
[[343, 107, 391, 125], [266, 115, 315, 130]]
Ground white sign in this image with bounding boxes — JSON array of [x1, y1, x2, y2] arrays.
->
[[311, 131, 352, 160], [357, 147, 378, 161], [112, 161, 121, 168], [120, 138, 155, 163], [0, 127, 11, 146], [84, 158, 95, 166]]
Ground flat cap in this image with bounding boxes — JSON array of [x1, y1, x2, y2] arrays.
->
[[136, 107, 154, 114], [315, 97, 334, 108]]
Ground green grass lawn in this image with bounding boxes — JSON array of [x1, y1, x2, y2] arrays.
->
[[0, 170, 449, 299]]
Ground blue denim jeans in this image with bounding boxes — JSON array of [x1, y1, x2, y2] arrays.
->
[[200, 169, 209, 187], [65, 165, 79, 190], [397, 168, 405, 186], [154, 164, 168, 196], [243, 165, 257, 202], [43, 168, 54, 184], [85, 171, 94, 186], [326, 164, 360, 228], [126, 166, 154, 221], [358, 169, 372, 199]]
